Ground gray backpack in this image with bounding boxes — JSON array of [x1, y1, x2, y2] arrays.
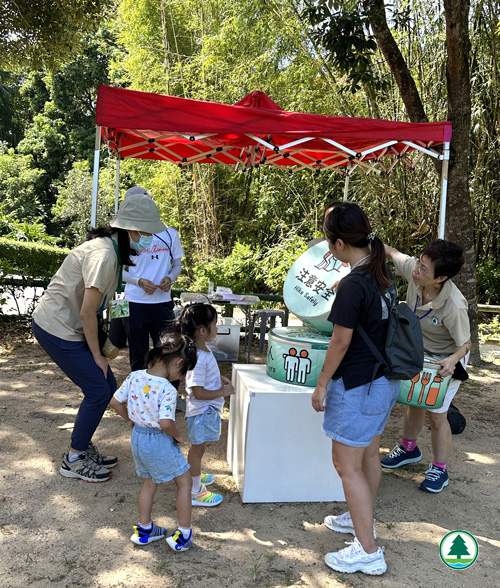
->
[[357, 289, 424, 381]]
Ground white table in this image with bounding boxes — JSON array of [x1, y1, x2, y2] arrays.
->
[[227, 364, 345, 503]]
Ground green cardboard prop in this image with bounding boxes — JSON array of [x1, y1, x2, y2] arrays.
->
[[283, 241, 350, 334]]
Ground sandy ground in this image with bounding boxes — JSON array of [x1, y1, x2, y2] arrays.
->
[[0, 328, 499, 588]]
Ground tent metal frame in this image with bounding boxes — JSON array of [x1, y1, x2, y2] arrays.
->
[[91, 124, 450, 238]]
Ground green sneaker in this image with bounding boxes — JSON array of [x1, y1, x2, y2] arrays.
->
[[200, 473, 215, 486], [192, 483, 223, 507]]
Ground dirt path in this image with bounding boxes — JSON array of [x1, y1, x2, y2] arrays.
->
[[0, 332, 499, 588]]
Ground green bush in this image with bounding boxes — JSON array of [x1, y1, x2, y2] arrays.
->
[[0, 237, 69, 279], [477, 259, 500, 305], [259, 234, 308, 293], [181, 235, 308, 296], [186, 242, 265, 294]]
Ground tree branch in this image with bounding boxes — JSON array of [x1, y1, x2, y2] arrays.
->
[[362, 0, 428, 123]]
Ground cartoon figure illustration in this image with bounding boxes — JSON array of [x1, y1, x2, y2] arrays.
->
[[297, 350, 312, 384], [315, 252, 349, 273], [283, 348, 299, 382]]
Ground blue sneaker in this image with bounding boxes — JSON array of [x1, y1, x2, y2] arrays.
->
[[381, 444, 422, 469], [130, 521, 166, 545], [166, 528, 192, 552], [419, 464, 449, 493]]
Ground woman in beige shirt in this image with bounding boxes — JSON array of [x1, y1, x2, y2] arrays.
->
[[380, 240, 471, 493], [33, 194, 166, 483]]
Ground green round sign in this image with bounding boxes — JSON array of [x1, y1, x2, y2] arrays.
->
[[439, 530, 478, 569], [283, 241, 350, 334]]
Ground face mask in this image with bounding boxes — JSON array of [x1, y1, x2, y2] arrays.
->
[[130, 234, 153, 251]]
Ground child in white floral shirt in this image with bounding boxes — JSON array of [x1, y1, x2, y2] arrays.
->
[[110, 332, 197, 552]]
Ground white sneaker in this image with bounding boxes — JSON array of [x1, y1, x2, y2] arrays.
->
[[325, 537, 387, 575], [324, 511, 377, 539]]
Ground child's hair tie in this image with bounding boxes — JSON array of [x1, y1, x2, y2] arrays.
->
[[367, 232, 376, 243]]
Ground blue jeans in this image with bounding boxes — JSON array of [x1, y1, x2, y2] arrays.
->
[[323, 376, 400, 447], [32, 320, 117, 452], [122, 301, 174, 371]]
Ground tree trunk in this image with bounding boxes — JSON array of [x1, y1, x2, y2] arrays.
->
[[365, 0, 480, 364], [443, 0, 480, 364]]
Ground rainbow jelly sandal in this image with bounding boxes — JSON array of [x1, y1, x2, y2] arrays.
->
[[191, 483, 223, 507], [200, 473, 215, 486]]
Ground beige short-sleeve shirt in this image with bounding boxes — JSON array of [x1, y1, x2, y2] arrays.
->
[[33, 237, 118, 341], [392, 252, 470, 355]]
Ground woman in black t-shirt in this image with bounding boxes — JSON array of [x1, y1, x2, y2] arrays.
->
[[312, 203, 400, 576]]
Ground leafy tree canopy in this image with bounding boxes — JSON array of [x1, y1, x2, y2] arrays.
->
[[0, 0, 113, 71]]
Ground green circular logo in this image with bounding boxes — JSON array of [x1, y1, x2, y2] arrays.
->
[[439, 530, 478, 569]]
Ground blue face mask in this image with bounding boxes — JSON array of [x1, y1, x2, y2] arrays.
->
[[130, 234, 153, 251]]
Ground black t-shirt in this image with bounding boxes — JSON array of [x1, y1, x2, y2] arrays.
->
[[328, 268, 393, 390]]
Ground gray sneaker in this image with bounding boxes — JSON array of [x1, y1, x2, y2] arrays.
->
[[325, 538, 387, 575], [324, 511, 377, 538], [60, 452, 112, 483], [87, 441, 118, 468]]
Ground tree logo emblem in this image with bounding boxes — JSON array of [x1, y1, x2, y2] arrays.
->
[[439, 530, 478, 569]]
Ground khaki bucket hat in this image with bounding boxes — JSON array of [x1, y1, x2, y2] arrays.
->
[[110, 193, 166, 233]]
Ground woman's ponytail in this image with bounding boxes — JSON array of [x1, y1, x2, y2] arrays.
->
[[324, 202, 392, 290]]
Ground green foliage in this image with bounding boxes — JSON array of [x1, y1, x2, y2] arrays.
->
[[50, 27, 118, 163], [0, 146, 45, 222], [306, 0, 386, 94], [259, 234, 308, 293], [477, 259, 500, 305], [0, 237, 69, 279], [0, 0, 114, 71], [0, 71, 27, 147], [17, 105, 70, 220], [478, 314, 500, 344], [186, 242, 264, 294], [52, 161, 118, 247], [181, 235, 307, 295]]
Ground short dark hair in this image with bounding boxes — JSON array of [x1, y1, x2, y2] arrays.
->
[[422, 239, 464, 281]]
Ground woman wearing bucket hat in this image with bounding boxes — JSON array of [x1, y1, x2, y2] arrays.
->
[[32, 194, 166, 483], [120, 187, 185, 379]]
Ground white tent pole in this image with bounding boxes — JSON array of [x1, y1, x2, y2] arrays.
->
[[343, 165, 351, 201], [91, 125, 102, 228], [114, 158, 121, 214], [438, 141, 450, 239]]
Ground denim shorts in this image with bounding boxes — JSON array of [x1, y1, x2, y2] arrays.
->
[[131, 425, 190, 483], [323, 376, 400, 447], [186, 405, 221, 445]]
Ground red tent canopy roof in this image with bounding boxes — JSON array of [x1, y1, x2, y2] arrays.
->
[[96, 85, 452, 173]]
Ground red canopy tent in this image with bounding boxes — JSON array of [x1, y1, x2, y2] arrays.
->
[[93, 85, 451, 235]]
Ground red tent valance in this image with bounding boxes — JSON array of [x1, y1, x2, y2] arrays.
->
[[96, 85, 452, 173]]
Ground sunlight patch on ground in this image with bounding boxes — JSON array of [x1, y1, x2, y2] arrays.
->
[[378, 522, 450, 544], [464, 452, 496, 464], [50, 493, 85, 514], [94, 527, 125, 541], [96, 565, 156, 587], [248, 529, 274, 546], [57, 422, 75, 430], [474, 534, 500, 549]]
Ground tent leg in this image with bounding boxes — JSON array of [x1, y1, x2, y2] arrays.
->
[[114, 158, 121, 214], [438, 142, 450, 239], [343, 169, 350, 201], [91, 125, 102, 228]]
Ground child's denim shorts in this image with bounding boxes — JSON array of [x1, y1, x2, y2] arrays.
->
[[131, 425, 190, 483], [186, 405, 221, 445], [323, 376, 400, 447]]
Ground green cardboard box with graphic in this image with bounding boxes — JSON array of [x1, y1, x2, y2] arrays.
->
[[266, 326, 331, 387]]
